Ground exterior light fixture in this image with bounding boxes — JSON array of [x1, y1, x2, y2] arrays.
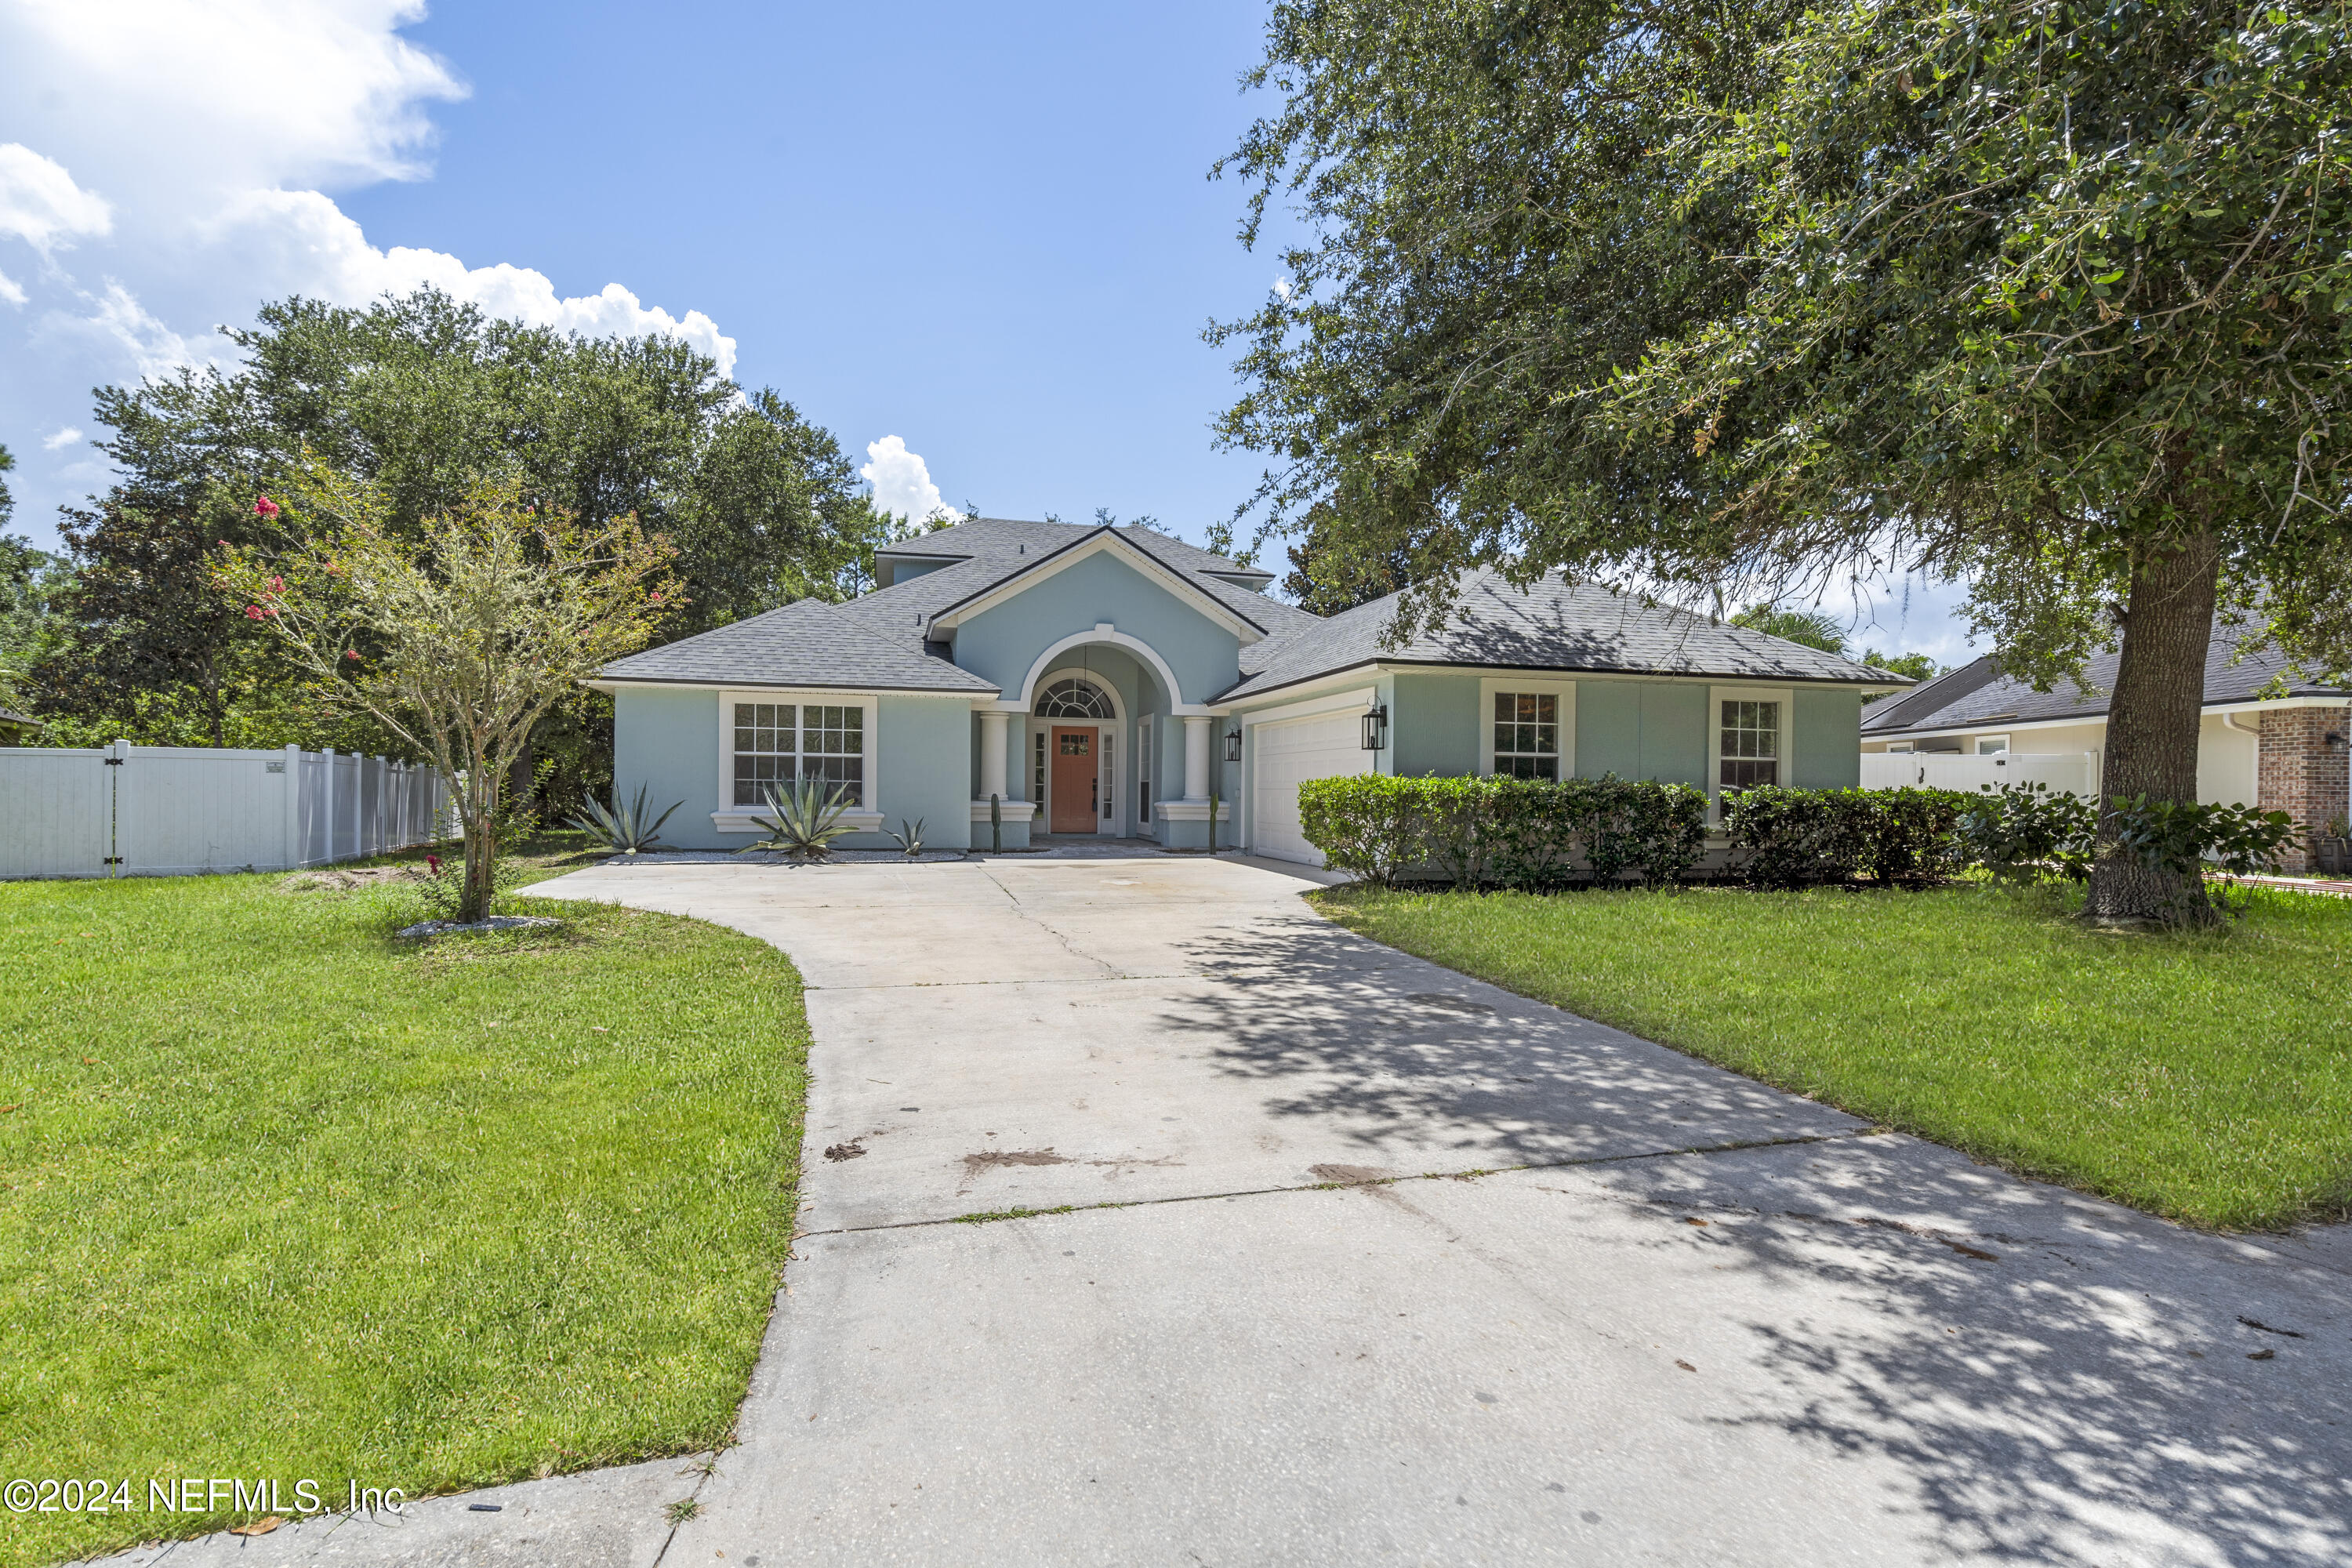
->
[[2327, 731, 2348, 753], [1224, 728, 1243, 763], [1361, 704, 1388, 751]]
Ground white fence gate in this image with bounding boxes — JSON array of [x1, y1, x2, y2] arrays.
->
[[0, 742, 448, 880], [1860, 751, 2100, 797]]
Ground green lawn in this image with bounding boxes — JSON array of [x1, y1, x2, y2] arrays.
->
[[1313, 882, 2352, 1232], [0, 852, 806, 1567]]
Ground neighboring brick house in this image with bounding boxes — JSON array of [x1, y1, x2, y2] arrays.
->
[[1860, 622, 2350, 871]]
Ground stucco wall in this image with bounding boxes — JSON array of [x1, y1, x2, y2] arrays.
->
[[952, 551, 1243, 707], [877, 695, 977, 850], [614, 685, 725, 848], [1391, 671, 1480, 777], [612, 685, 975, 851], [1791, 689, 1864, 789], [1566, 680, 1709, 787]]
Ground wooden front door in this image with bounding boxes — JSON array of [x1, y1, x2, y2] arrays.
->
[[1049, 727, 1098, 833]]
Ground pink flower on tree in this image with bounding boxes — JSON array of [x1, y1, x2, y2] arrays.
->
[[253, 495, 280, 518]]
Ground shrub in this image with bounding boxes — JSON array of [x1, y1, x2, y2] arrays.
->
[[1725, 786, 1968, 887], [1619, 780, 1710, 886], [1722, 786, 1837, 887], [1862, 788, 1969, 882], [1418, 775, 1495, 890], [1957, 782, 2096, 882], [1297, 774, 1426, 887], [2107, 795, 2298, 881], [1297, 773, 1711, 889]]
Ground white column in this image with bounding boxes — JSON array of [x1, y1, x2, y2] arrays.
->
[[980, 710, 1009, 801], [1182, 716, 1211, 800]]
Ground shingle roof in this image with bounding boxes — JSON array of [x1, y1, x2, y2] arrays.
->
[[597, 597, 1000, 692], [846, 518, 1318, 644], [597, 517, 1302, 694], [1859, 620, 2348, 736], [1218, 569, 1899, 701]]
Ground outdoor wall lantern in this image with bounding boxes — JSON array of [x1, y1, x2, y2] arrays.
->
[[2327, 731, 2348, 753], [1225, 728, 1243, 763], [1361, 704, 1388, 751]]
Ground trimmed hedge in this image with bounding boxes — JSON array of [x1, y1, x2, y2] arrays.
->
[[1298, 775, 1968, 889], [1298, 775, 2301, 891], [1298, 774, 1708, 889], [1720, 785, 1969, 887]]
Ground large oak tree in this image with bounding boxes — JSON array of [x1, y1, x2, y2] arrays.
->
[[1215, 0, 2351, 921]]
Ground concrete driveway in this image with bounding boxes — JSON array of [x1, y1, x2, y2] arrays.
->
[[99, 852, 2352, 1567]]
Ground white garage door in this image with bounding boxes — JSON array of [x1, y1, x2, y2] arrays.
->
[[1250, 712, 1367, 865]]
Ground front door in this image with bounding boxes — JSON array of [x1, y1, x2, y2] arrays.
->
[[1049, 727, 1098, 833]]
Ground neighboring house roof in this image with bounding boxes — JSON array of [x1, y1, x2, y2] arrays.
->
[[0, 709, 39, 727], [596, 597, 1000, 693], [1860, 621, 2349, 738], [1218, 568, 1899, 702]]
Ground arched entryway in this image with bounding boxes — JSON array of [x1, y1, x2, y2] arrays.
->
[[1033, 675, 1120, 834]]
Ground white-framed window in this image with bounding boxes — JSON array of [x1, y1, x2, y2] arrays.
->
[[1101, 733, 1116, 822], [1478, 677, 1577, 778], [1719, 699, 1780, 789], [731, 700, 864, 805], [1491, 691, 1562, 779], [1975, 735, 2009, 755], [1886, 742, 1915, 754], [713, 689, 880, 828], [1708, 684, 1793, 810], [1033, 729, 1047, 806]]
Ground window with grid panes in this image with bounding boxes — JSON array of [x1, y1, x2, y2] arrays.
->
[[732, 702, 863, 806], [1492, 692, 1559, 779], [1719, 700, 1780, 789]]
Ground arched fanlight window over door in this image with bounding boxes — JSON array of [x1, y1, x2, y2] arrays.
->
[[1034, 677, 1114, 719]]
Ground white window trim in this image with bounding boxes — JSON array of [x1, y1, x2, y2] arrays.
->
[[713, 688, 883, 833], [1886, 742, 1915, 754], [1478, 677, 1577, 779], [1974, 734, 2011, 755], [1708, 684, 1795, 816]]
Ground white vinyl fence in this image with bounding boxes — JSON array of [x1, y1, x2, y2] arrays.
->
[[1861, 750, 2100, 797], [0, 742, 448, 880]]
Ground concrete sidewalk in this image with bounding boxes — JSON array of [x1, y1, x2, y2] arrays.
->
[[96, 853, 2352, 1567]]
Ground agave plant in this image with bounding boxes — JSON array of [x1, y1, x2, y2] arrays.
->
[[567, 783, 683, 854], [739, 779, 858, 862], [887, 816, 927, 858]]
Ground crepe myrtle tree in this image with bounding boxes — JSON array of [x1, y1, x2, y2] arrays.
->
[[216, 466, 680, 923], [1216, 0, 2352, 924]]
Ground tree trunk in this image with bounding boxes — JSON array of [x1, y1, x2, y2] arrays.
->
[[2084, 533, 2220, 925], [459, 813, 499, 924]]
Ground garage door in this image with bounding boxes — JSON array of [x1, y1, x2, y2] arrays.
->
[[1250, 712, 1367, 865]]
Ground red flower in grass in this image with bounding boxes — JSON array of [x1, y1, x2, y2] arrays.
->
[[253, 495, 280, 518], [426, 854, 441, 875], [345, 650, 360, 661]]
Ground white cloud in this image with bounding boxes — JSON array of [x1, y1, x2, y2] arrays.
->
[[0, 144, 112, 253], [40, 426, 82, 451], [0, 1, 739, 539], [212, 189, 737, 376], [1272, 276, 1291, 300], [861, 437, 960, 525]]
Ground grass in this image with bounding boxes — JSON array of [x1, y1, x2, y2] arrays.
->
[[0, 840, 807, 1567], [1312, 880, 2352, 1232]]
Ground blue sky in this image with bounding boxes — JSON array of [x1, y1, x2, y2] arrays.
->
[[0, 0, 1972, 662]]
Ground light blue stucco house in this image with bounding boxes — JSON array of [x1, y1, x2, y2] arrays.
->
[[589, 517, 1904, 861]]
